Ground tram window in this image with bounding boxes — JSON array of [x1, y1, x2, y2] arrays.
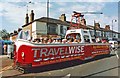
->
[[76, 34, 81, 39], [66, 33, 81, 40], [92, 39, 96, 42], [17, 31, 23, 39], [83, 31, 88, 33]]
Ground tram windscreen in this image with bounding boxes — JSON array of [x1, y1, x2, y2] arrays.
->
[[17, 30, 30, 40], [66, 33, 81, 39]]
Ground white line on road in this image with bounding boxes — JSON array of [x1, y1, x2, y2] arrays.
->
[[71, 67, 74, 69], [66, 73, 71, 76], [62, 73, 71, 78], [48, 72, 51, 75]]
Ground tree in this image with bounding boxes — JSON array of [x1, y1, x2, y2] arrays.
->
[[0, 29, 10, 40]]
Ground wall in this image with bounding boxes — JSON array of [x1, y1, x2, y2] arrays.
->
[[32, 21, 47, 39], [11, 35, 18, 42]]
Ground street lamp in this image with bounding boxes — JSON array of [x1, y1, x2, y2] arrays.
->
[[112, 19, 117, 39]]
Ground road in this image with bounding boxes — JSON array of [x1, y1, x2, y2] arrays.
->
[[1, 48, 120, 78]]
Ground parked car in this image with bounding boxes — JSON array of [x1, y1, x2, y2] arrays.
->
[[109, 40, 118, 49], [117, 39, 120, 48]]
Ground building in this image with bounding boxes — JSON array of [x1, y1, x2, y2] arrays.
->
[[22, 10, 70, 40], [10, 10, 120, 41], [88, 24, 120, 40]]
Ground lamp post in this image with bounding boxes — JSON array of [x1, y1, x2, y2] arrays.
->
[[112, 19, 117, 39]]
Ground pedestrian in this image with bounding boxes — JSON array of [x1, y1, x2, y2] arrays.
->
[[3, 43, 7, 55]]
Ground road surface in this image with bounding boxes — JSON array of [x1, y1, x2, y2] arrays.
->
[[0, 48, 120, 78]]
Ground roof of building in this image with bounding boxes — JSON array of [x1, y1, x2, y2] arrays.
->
[[87, 25, 119, 33], [21, 17, 120, 34], [22, 17, 70, 27]]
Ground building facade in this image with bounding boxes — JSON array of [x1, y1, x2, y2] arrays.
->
[[10, 10, 120, 41], [22, 10, 69, 40]]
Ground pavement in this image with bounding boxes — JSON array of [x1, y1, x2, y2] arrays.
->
[[0, 55, 14, 78], [0, 55, 8, 58]]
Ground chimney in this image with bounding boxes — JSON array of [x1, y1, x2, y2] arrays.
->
[[18, 28, 22, 32], [59, 14, 66, 21], [105, 25, 110, 30], [14, 30, 18, 35], [94, 23, 100, 29], [30, 10, 34, 22], [25, 13, 29, 24], [81, 18, 86, 26]]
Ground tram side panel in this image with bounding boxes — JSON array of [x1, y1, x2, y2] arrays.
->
[[14, 44, 110, 68]]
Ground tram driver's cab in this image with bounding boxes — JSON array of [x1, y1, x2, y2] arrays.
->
[[65, 29, 93, 43]]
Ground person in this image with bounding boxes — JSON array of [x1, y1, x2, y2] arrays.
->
[[72, 39, 78, 43], [3, 43, 7, 55], [101, 39, 107, 43], [67, 38, 73, 43], [77, 38, 81, 43], [58, 39, 62, 43], [92, 39, 96, 43], [43, 38, 48, 44], [96, 37, 101, 43], [55, 39, 60, 44], [36, 39, 40, 43], [86, 39, 90, 43], [0, 40, 4, 55], [39, 38, 44, 44], [62, 39, 67, 44], [33, 39, 37, 42], [47, 38, 53, 44], [52, 39, 56, 43]]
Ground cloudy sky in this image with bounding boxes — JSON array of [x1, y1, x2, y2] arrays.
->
[[0, 0, 119, 33]]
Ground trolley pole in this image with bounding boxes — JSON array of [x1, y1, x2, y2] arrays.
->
[[47, 0, 49, 34]]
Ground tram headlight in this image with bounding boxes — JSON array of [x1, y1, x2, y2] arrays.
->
[[21, 52, 25, 59]]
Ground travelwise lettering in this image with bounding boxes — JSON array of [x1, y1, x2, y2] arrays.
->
[[69, 46, 84, 53], [32, 46, 84, 62]]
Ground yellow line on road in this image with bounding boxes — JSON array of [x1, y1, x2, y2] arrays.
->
[[0, 64, 13, 74], [1, 66, 12, 71]]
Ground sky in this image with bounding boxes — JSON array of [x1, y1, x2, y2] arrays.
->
[[0, 0, 119, 33]]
